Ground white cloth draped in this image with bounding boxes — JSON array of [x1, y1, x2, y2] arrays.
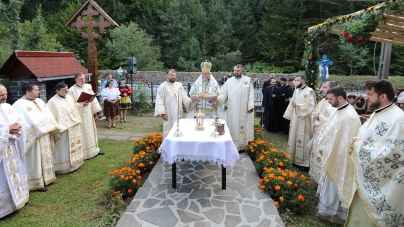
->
[[158, 119, 239, 167], [283, 86, 316, 167], [47, 94, 85, 174], [348, 104, 404, 227], [217, 75, 254, 150], [69, 84, 101, 159], [12, 97, 59, 190], [154, 81, 192, 139], [0, 103, 29, 218]]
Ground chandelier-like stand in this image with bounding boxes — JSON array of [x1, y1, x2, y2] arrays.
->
[[173, 114, 183, 137], [211, 104, 220, 138]]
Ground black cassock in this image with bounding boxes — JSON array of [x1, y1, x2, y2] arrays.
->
[[280, 85, 294, 135], [262, 86, 283, 132]]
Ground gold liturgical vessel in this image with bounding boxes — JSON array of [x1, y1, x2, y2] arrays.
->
[[195, 109, 205, 131]]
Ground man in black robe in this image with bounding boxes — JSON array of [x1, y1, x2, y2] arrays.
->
[[262, 78, 283, 132], [280, 78, 294, 135], [262, 71, 281, 95]]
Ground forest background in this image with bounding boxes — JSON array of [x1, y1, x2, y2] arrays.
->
[[1, 0, 403, 76]]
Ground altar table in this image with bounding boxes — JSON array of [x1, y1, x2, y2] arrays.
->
[[158, 118, 239, 189]]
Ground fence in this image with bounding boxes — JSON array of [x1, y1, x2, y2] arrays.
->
[[124, 82, 264, 108]]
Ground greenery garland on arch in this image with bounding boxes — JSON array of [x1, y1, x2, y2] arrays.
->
[[302, 0, 403, 89]]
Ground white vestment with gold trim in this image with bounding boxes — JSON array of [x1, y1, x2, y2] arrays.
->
[[283, 86, 316, 167], [316, 104, 361, 223], [69, 84, 102, 159], [217, 75, 254, 150], [0, 103, 29, 218], [47, 94, 84, 174], [12, 97, 59, 191], [309, 98, 336, 183], [154, 81, 192, 139]]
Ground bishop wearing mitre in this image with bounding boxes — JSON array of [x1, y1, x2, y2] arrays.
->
[[188, 61, 219, 118], [47, 82, 85, 174]]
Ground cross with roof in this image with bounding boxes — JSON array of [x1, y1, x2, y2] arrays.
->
[[317, 54, 333, 83], [65, 0, 118, 92]]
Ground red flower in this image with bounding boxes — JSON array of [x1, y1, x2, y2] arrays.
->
[[311, 55, 317, 60], [343, 30, 349, 36], [357, 36, 364, 43], [346, 36, 353, 42]]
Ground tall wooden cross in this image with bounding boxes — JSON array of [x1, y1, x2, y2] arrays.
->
[[65, 0, 118, 92]]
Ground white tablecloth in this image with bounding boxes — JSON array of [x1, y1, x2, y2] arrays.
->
[[158, 118, 239, 167]]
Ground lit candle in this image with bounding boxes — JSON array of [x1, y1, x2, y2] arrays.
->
[[178, 89, 180, 116]]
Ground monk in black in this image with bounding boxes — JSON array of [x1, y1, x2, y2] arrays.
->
[[262, 78, 283, 132], [280, 78, 294, 135]]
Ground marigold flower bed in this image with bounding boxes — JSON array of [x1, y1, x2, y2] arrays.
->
[[249, 124, 310, 213]]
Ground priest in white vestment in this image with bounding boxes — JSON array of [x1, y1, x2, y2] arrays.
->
[[283, 75, 316, 171], [48, 82, 85, 174], [69, 72, 104, 159], [154, 69, 193, 139], [346, 80, 404, 227], [315, 87, 361, 224], [0, 84, 29, 218], [215, 64, 254, 151], [309, 81, 337, 184], [187, 61, 221, 119], [12, 83, 59, 191]]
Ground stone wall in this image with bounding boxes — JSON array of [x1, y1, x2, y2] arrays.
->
[[9, 79, 47, 102], [98, 70, 301, 85]]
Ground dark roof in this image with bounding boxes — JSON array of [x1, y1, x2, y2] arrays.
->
[[0, 51, 87, 79]]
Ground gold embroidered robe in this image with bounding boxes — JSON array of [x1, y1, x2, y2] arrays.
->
[[69, 84, 102, 159], [47, 94, 84, 174], [217, 75, 254, 150], [0, 103, 29, 218], [283, 85, 316, 167], [12, 97, 59, 190], [309, 98, 336, 183], [154, 81, 192, 139]]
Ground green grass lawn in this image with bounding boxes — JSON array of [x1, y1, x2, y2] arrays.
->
[[0, 139, 134, 227]]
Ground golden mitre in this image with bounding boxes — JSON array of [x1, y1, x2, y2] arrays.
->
[[201, 60, 212, 72]]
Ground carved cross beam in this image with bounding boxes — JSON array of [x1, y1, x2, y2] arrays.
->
[[65, 0, 118, 93]]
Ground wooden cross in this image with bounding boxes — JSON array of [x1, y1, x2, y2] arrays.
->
[[65, 0, 118, 92]]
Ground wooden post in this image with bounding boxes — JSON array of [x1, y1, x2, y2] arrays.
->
[[377, 43, 392, 80]]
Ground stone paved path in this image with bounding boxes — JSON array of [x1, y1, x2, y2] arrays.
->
[[98, 129, 284, 227]]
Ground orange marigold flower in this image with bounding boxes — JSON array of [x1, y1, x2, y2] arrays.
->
[[125, 177, 128, 181], [259, 179, 263, 183], [275, 185, 281, 191], [269, 143, 273, 147], [259, 156, 264, 161], [136, 170, 140, 174], [279, 196, 285, 202], [120, 175, 124, 179], [264, 178, 269, 183], [300, 175, 306, 180], [287, 181, 293, 186], [132, 179, 137, 184], [294, 184, 298, 188], [269, 174, 275, 179], [306, 180, 311, 186], [274, 201, 279, 208], [289, 173, 295, 178], [298, 195, 305, 202], [279, 162, 284, 167], [138, 163, 145, 168], [128, 189, 133, 193], [259, 185, 265, 190], [282, 173, 287, 177]]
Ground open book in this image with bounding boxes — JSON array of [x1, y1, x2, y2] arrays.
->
[[76, 92, 97, 103]]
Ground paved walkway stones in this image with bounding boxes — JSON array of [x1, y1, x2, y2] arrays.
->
[[97, 128, 284, 226]]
